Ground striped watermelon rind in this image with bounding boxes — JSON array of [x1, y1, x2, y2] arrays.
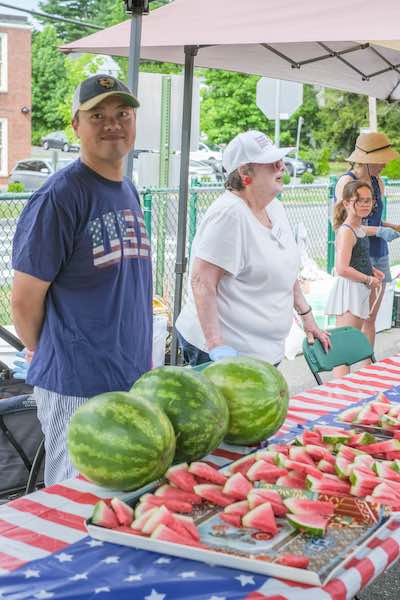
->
[[132, 367, 229, 463], [67, 391, 176, 491], [204, 357, 289, 445]]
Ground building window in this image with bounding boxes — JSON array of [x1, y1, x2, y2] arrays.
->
[[0, 119, 7, 177], [0, 33, 7, 92]]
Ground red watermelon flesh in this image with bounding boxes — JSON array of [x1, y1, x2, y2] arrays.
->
[[376, 392, 391, 404], [287, 513, 329, 537], [247, 490, 287, 516], [384, 479, 400, 494], [140, 494, 193, 513], [301, 430, 323, 445], [362, 439, 400, 454], [219, 513, 242, 527], [305, 444, 334, 462], [276, 554, 310, 569], [284, 460, 323, 479], [385, 451, 400, 460], [142, 505, 174, 535], [370, 401, 391, 415], [224, 500, 249, 516], [229, 455, 257, 476], [154, 484, 202, 504], [374, 462, 400, 481], [172, 514, 200, 541], [116, 526, 146, 536], [92, 500, 119, 529], [247, 461, 288, 483], [193, 484, 236, 507], [110, 498, 134, 527], [338, 407, 360, 423], [242, 502, 278, 535], [166, 463, 197, 492], [151, 524, 205, 548], [283, 498, 334, 517], [306, 475, 350, 495], [223, 473, 253, 500], [132, 507, 159, 531], [256, 449, 277, 464], [189, 461, 227, 485], [372, 482, 400, 500], [288, 447, 315, 465], [276, 474, 305, 490], [318, 460, 336, 474], [268, 444, 290, 455]]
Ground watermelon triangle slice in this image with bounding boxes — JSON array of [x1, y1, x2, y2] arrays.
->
[[286, 512, 329, 537], [242, 502, 278, 535]]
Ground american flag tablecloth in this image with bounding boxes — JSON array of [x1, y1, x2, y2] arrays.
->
[[1, 356, 400, 599]]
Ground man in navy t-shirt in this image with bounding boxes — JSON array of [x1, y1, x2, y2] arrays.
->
[[11, 74, 153, 485]]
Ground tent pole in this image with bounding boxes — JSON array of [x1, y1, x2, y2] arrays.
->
[[170, 45, 198, 365], [125, 13, 143, 179]]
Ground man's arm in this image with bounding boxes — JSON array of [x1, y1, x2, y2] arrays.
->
[[11, 271, 51, 351]]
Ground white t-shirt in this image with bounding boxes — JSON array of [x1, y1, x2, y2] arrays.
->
[[176, 191, 300, 364]]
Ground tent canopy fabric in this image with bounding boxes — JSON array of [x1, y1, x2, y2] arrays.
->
[[61, 0, 400, 100]]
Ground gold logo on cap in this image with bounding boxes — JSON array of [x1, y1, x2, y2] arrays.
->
[[98, 77, 115, 89]]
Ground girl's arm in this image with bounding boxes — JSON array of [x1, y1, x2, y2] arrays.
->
[[335, 228, 379, 287]]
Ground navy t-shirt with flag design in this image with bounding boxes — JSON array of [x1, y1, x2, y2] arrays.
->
[[12, 159, 153, 397]]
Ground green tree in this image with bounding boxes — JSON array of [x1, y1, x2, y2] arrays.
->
[[200, 70, 272, 144], [38, 0, 107, 42], [31, 25, 69, 145]]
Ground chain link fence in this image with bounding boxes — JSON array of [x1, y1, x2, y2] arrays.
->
[[1, 181, 400, 325]]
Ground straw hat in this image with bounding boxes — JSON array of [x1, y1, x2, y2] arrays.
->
[[346, 132, 399, 164]]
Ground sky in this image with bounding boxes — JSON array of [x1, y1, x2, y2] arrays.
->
[[1, 0, 41, 27]]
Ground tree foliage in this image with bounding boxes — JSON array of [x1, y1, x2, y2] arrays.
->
[[31, 25, 69, 145]]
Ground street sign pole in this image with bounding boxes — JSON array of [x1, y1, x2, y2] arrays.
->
[[274, 80, 281, 147], [293, 116, 304, 181]]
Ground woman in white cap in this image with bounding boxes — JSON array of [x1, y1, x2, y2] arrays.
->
[[335, 132, 400, 348], [175, 130, 330, 366]]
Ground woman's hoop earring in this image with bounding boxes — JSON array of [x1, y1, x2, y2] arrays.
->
[[242, 176, 252, 186]]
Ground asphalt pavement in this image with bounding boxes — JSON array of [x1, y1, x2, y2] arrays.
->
[[279, 326, 400, 599]]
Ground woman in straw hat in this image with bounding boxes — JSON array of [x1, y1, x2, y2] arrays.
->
[[175, 130, 331, 367], [335, 131, 400, 349]]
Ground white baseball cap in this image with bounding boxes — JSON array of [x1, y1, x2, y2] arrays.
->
[[222, 130, 293, 175]]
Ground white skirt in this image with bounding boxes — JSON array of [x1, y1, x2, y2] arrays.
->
[[325, 276, 371, 319]]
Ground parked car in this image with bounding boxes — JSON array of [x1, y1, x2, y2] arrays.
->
[[189, 159, 224, 184], [284, 157, 315, 177], [41, 131, 80, 153], [190, 142, 223, 163], [9, 158, 75, 191]]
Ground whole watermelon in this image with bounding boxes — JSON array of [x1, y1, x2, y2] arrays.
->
[[67, 391, 175, 491], [131, 367, 229, 463], [203, 357, 289, 445]]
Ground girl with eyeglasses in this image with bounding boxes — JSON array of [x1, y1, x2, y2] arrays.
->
[[326, 179, 400, 377]]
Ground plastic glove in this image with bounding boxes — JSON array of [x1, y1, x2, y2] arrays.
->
[[209, 345, 239, 361], [12, 349, 30, 381], [376, 226, 400, 242]]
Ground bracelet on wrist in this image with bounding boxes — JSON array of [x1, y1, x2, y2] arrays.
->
[[365, 276, 372, 287], [296, 305, 312, 317]]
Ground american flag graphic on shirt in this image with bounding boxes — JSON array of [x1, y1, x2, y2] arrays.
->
[[88, 209, 150, 268]]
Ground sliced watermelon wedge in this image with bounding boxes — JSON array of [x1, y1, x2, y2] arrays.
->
[[151, 524, 205, 548], [229, 454, 257, 476], [92, 500, 119, 529], [242, 502, 278, 535], [110, 498, 134, 527], [166, 463, 197, 492], [193, 484, 235, 507], [287, 512, 329, 537], [189, 461, 227, 486], [224, 500, 249, 516], [223, 472, 253, 500], [283, 497, 334, 517], [219, 513, 242, 527], [276, 554, 310, 569], [154, 485, 202, 505], [247, 460, 288, 483]]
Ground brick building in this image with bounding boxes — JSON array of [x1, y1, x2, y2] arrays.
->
[[0, 14, 31, 187]]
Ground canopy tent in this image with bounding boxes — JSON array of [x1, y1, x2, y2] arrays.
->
[[61, 0, 400, 362], [62, 0, 400, 100]]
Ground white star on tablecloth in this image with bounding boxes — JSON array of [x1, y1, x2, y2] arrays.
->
[[179, 571, 196, 578], [102, 556, 120, 564], [86, 539, 103, 548], [69, 573, 89, 581], [34, 591, 54, 599], [124, 574, 143, 582], [23, 569, 40, 578], [235, 574, 255, 586], [55, 553, 73, 563], [154, 557, 171, 564], [144, 590, 166, 600], [94, 587, 111, 594]]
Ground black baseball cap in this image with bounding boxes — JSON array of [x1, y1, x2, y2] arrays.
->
[[72, 74, 139, 117]]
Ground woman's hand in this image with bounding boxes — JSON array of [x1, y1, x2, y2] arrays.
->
[[372, 268, 384, 281], [369, 275, 382, 289], [301, 312, 331, 352]]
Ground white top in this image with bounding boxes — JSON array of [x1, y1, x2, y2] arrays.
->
[[176, 190, 300, 364]]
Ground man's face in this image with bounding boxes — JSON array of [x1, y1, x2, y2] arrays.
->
[[72, 95, 136, 164]]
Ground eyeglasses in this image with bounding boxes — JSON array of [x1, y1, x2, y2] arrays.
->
[[354, 198, 374, 206]]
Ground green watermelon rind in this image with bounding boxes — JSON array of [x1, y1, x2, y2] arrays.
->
[[67, 391, 176, 491], [132, 367, 229, 463], [286, 513, 327, 537], [204, 357, 289, 445]]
